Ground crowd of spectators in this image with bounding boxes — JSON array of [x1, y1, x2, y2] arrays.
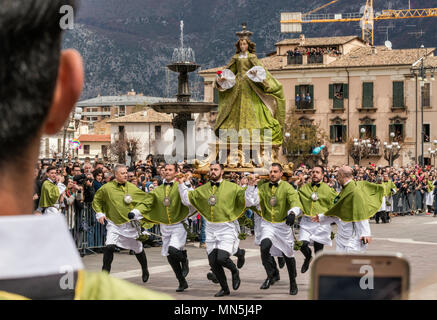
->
[[287, 46, 342, 57]]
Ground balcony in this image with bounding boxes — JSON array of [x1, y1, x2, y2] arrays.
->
[[307, 54, 323, 64], [294, 100, 315, 114], [82, 111, 111, 116], [287, 55, 303, 65]]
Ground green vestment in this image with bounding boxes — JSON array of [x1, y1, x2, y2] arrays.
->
[[134, 182, 191, 225], [324, 180, 384, 222], [298, 182, 338, 217], [39, 180, 60, 208], [427, 180, 435, 192], [383, 180, 397, 196], [188, 180, 246, 223], [92, 181, 151, 228], [215, 53, 286, 146], [256, 181, 302, 223]]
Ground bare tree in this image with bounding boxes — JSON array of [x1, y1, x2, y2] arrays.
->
[[108, 133, 140, 166]]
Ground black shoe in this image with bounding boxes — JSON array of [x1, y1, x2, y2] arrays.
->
[[237, 249, 246, 269], [375, 221, 379, 224], [290, 280, 298, 295], [129, 250, 135, 255], [142, 269, 149, 283], [260, 278, 272, 289], [278, 257, 285, 269], [214, 288, 230, 297], [207, 272, 219, 284], [181, 250, 189, 278], [232, 270, 241, 290], [176, 278, 188, 292], [301, 256, 313, 274]]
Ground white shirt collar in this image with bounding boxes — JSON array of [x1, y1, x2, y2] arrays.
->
[[343, 179, 353, 186], [0, 214, 84, 279], [239, 52, 248, 58]]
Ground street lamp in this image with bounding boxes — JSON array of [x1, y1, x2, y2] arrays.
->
[[61, 107, 83, 169], [410, 45, 436, 166]]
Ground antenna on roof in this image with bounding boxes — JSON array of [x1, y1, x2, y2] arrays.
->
[[384, 40, 392, 50]]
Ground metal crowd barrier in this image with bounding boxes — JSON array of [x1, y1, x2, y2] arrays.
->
[[61, 204, 204, 254]]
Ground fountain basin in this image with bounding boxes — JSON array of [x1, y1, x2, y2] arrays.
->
[[168, 62, 199, 73], [151, 101, 217, 114]]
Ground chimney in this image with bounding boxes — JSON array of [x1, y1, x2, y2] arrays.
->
[[371, 46, 377, 54]]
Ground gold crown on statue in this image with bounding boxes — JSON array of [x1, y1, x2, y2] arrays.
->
[[236, 22, 253, 40]]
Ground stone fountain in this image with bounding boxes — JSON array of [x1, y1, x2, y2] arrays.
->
[[151, 21, 216, 159]]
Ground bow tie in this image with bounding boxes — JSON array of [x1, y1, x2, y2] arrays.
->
[[164, 182, 174, 187], [311, 183, 320, 188], [117, 183, 126, 187], [211, 181, 220, 188], [269, 182, 279, 188]]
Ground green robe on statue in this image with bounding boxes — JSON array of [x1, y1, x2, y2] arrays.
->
[[324, 180, 384, 222], [256, 181, 302, 223], [298, 183, 338, 217], [215, 52, 286, 146], [39, 180, 60, 208], [92, 181, 153, 229], [188, 180, 246, 223], [134, 182, 191, 225]]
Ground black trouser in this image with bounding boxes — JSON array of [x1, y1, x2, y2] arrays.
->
[[300, 240, 324, 260], [167, 246, 185, 282], [208, 249, 237, 291], [260, 238, 296, 284], [102, 244, 148, 273]]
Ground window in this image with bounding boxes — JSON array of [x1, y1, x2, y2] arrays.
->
[[359, 124, 376, 139], [119, 105, 126, 116], [329, 83, 348, 109], [213, 87, 219, 104], [330, 124, 347, 143], [424, 124, 430, 142], [389, 123, 404, 142], [101, 145, 108, 157], [84, 145, 90, 155], [392, 81, 404, 108], [422, 82, 430, 107], [362, 82, 374, 108], [155, 125, 161, 140], [295, 85, 314, 109]]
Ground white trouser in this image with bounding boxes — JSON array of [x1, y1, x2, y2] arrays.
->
[[160, 222, 187, 256], [205, 220, 240, 256], [259, 218, 295, 258], [298, 215, 332, 246], [105, 220, 143, 254]]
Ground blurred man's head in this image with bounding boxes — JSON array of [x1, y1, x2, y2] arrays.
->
[[164, 164, 177, 182], [114, 165, 128, 184], [311, 166, 324, 184], [209, 163, 224, 182], [269, 163, 283, 183], [337, 166, 353, 186], [0, 1, 82, 173], [46, 166, 57, 182]]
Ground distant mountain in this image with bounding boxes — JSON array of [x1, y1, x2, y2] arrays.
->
[[63, 0, 437, 100]]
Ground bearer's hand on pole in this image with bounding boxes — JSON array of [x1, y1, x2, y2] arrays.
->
[[286, 213, 296, 226], [98, 216, 106, 225], [128, 211, 135, 220], [311, 215, 320, 223]]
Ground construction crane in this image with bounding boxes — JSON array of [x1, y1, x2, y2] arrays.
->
[[280, 0, 437, 45]]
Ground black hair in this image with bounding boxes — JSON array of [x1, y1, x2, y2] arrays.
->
[[211, 163, 224, 170], [311, 165, 325, 173], [0, 0, 77, 166], [46, 166, 57, 173], [165, 163, 178, 172], [271, 163, 283, 172]]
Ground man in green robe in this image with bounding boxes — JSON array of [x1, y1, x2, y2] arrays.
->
[[382, 173, 397, 223], [178, 163, 247, 297], [128, 163, 195, 292], [245, 163, 302, 295], [297, 165, 338, 273], [313, 166, 384, 253], [38, 166, 61, 215], [92, 164, 151, 283], [0, 0, 169, 300]]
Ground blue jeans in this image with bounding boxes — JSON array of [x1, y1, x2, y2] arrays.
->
[[200, 216, 206, 244]]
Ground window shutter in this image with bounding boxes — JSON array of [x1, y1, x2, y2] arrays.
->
[[389, 124, 395, 141], [342, 125, 347, 142], [329, 84, 334, 99], [343, 83, 349, 99], [330, 125, 335, 141], [371, 124, 376, 138], [213, 87, 219, 104], [309, 85, 314, 109], [393, 81, 404, 108], [363, 82, 374, 108]]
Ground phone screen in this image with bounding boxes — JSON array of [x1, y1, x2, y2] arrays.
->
[[318, 275, 402, 300]]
